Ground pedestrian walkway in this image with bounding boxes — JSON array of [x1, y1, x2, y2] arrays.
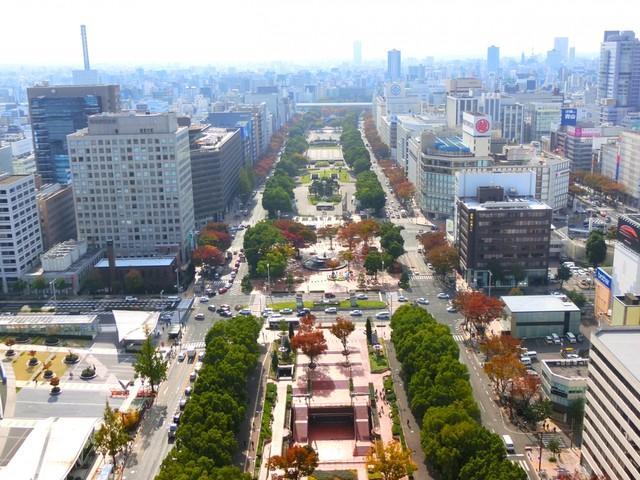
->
[[181, 341, 206, 350], [411, 273, 434, 280], [6, 343, 121, 357], [269, 381, 290, 458], [0, 417, 39, 428], [15, 379, 117, 391], [452, 334, 465, 343], [510, 455, 530, 473]]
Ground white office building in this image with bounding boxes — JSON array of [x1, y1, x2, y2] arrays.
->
[[0, 174, 42, 293], [500, 99, 525, 144], [67, 112, 195, 259], [446, 94, 481, 128], [581, 327, 640, 479]]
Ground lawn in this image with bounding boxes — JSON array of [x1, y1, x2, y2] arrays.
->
[[300, 169, 352, 184], [12, 351, 68, 382], [308, 195, 342, 205], [255, 382, 277, 473], [368, 346, 390, 374], [310, 471, 358, 480], [268, 299, 386, 311]]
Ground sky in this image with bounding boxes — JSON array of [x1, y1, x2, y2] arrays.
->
[[1, 0, 638, 67]]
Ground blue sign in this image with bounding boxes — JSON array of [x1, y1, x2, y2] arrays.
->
[[595, 267, 612, 289], [561, 108, 578, 126]]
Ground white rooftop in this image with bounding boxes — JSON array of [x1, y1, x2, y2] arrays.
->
[[0, 417, 99, 480], [0, 314, 98, 326], [95, 257, 175, 268], [596, 328, 640, 383], [113, 310, 159, 343], [501, 295, 580, 313]]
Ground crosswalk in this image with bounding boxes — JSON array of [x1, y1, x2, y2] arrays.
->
[[452, 334, 465, 343], [411, 273, 434, 280], [182, 341, 206, 350], [513, 458, 530, 472]]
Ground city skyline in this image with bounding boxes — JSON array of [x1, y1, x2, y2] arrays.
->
[[1, 0, 637, 67]]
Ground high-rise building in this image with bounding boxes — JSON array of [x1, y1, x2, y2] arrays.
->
[[527, 103, 562, 141], [598, 30, 640, 123], [27, 84, 120, 184], [446, 94, 481, 128], [500, 99, 525, 144], [600, 130, 640, 202], [353, 41, 362, 65], [581, 327, 640, 480], [72, 25, 99, 85], [487, 45, 500, 74], [554, 37, 569, 62], [0, 174, 42, 293], [188, 125, 244, 226], [387, 49, 401, 81], [36, 184, 77, 251], [67, 112, 194, 259]]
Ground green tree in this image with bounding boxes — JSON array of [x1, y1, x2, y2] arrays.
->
[[285, 273, 294, 292], [243, 221, 285, 272], [54, 278, 69, 292], [124, 269, 144, 293], [547, 437, 561, 459], [364, 251, 383, 277], [262, 186, 292, 217], [257, 250, 288, 278], [241, 275, 252, 294], [133, 336, 168, 393], [11, 279, 27, 295], [365, 317, 373, 345], [31, 276, 47, 294], [557, 264, 572, 288], [399, 271, 410, 289], [94, 402, 130, 468], [565, 290, 587, 308], [238, 167, 255, 200], [83, 270, 105, 294], [586, 231, 607, 267]]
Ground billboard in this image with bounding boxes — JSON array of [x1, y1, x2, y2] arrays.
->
[[561, 108, 578, 126], [568, 126, 601, 138], [595, 267, 612, 289], [617, 216, 640, 255]]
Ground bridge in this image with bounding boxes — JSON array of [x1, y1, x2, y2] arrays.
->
[[296, 102, 372, 111]]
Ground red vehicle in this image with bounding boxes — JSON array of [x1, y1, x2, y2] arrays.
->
[[218, 287, 228, 294]]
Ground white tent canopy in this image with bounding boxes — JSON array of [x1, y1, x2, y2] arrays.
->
[[0, 417, 99, 480], [112, 310, 160, 343]]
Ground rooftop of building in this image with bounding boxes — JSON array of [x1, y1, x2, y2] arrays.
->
[[0, 174, 31, 185], [614, 293, 640, 306], [501, 295, 580, 313], [191, 126, 236, 150], [595, 327, 640, 382], [542, 358, 590, 379], [0, 314, 98, 326], [461, 195, 551, 211], [94, 256, 176, 268], [432, 136, 470, 153], [41, 240, 86, 260]]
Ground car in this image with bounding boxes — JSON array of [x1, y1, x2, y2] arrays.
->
[[577, 333, 585, 343], [194, 313, 205, 320], [220, 310, 233, 317], [296, 308, 311, 317], [208, 304, 216, 311], [427, 263, 433, 269], [168, 423, 178, 440], [189, 371, 197, 382], [397, 295, 408, 302], [194, 361, 203, 372], [356, 293, 368, 300], [566, 353, 580, 359], [179, 397, 187, 410], [417, 297, 429, 305], [446, 306, 458, 313], [324, 292, 336, 299], [349, 309, 363, 316], [324, 307, 338, 314], [172, 412, 181, 424], [177, 351, 186, 362], [218, 287, 228, 294], [437, 292, 450, 299], [125, 296, 138, 302], [280, 308, 293, 314], [185, 386, 192, 396], [198, 351, 205, 361], [199, 296, 209, 303], [375, 311, 390, 320], [545, 336, 554, 344], [239, 309, 252, 316]]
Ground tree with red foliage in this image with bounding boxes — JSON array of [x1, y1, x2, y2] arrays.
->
[[291, 330, 327, 369], [355, 219, 381, 247], [273, 220, 317, 249], [419, 231, 447, 252], [337, 223, 362, 251], [329, 317, 355, 357], [426, 245, 458, 277], [395, 181, 416, 203], [453, 291, 505, 335], [268, 444, 319, 480], [480, 335, 522, 360], [298, 314, 317, 333], [191, 245, 224, 266], [317, 225, 339, 250], [199, 222, 232, 251]]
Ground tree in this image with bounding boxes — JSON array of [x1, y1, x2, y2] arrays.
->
[[399, 271, 410, 289], [453, 291, 505, 335], [285, 273, 294, 292], [317, 225, 339, 250], [427, 245, 458, 277], [4, 338, 15, 356], [364, 250, 383, 277], [508, 287, 524, 296], [54, 278, 69, 292], [480, 335, 521, 360], [366, 440, 417, 480], [262, 185, 292, 217], [547, 437, 561, 460], [124, 269, 144, 293], [133, 336, 168, 393], [243, 221, 285, 272], [238, 167, 255, 200], [11, 279, 27, 295], [241, 275, 252, 294], [256, 249, 288, 278], [365, 317, 373, 345], [192, 245, 224, 266], [565, 290, 587, 308], [31, 276, 47, 294], [267, 445, 318, 480], [586, 231, 607, 267], [420, 231, 447, 252], [484, 353, 526, 398], [94, 401, 130, 468], [83, 270, 105, 294], [329, 317, 355, 356], [557, 264, 572, 288], [291, 330, 327, 369]]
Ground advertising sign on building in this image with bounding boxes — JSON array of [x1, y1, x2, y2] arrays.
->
[[561, 108, 578, 126], [567, 126, 601, 138], [462, 112, 491, 137], [595, 267, 612, 289], [617, 216, 640, 255]]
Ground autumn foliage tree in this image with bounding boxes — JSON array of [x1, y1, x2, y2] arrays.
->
[[420, 231, 447, 252], [427, 245, 459, 277], [198, 222, 232, 251], [291, 330, 328, 369], [484, 353, 526, 399], [367, 440, 417, 480], [192, 245, 224, 266], [453, 291, 505, 335], [480, 335, 522, 360], [329, 317, 355, 357], [268, 445, 319, 480]]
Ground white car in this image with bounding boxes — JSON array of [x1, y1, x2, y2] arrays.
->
[[125, 296, 138, 302], [446, 306, 458, 313], [417, 298, 429, 305], [194, 313, 205, 320], [324, 307, 338, 314], [375, 311, 390, 320], [199, 296, 209, 303], [427, 263, 433, 269], [437, 292, 450, 299], [356, 293, 368, 300], [397, 295, 408, 302], [349, 310, 363, 316], [177, 351, 186, 362], [239, 309, 252, 316]]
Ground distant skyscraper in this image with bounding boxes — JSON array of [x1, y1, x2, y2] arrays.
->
[[387, 49, 401, 81], [487, 45, 500, 74], [27, 84, 120, 184], [353, 41, 362, 65], [553, 37, 569, 62], [598, 30, 640, 123]]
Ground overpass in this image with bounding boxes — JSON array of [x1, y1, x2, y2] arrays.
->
[[296, 102, 372, 111]]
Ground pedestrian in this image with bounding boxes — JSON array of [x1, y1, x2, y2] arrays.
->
[[251, 440, 254, 449], [407, 419, 410, 428]]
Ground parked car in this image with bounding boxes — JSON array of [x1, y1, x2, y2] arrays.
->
[[349, 310, 363, 316], [189, 371, 197, 382], [194, 313, 205, 320], [184, 386, 192, 396], [177, 351, 186, 362], [324, 292, 336, 299], [324, 307, 338, 314], [446, 306, 458, 313], [179, 397, 187, 410], [437, 292, 450, 299], [218, 287, 228, 294], [545, 336, 554, 344], [125, 296, 138, 302], [198, 351, 205, 361], [168, 423, 178, 440], [417, 297, 429, 305], [173, 411, 181, 424]]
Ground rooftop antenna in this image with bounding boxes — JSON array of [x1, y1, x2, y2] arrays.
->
[[81, 25, 90, 71]]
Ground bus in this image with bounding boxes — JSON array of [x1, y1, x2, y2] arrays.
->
[[503, 435, 515, 454]]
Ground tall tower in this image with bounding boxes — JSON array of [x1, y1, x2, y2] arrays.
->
[[387, 49, 401, 81], [487, 45, 500, 74], [353, 41, 362, 65], [81, 25, 91, 71], [553, 37, 569, 62]]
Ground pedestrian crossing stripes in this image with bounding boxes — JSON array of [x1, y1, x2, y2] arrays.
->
[[512, 459, 530, 472], [182, 341, 206, 350], [452, 334, 465, 343], [411, 273, 433, 280]]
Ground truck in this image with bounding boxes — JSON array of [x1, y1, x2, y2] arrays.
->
[[187, 348, 196, 362]]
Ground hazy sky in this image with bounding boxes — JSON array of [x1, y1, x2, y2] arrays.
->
[[2, 0, 637, 66]]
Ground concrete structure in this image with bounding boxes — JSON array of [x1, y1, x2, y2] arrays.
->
[[0, 314, 99, 338], [72, 25, 99, 85], [501, 294, 581, 338], [446, 94, 481, 128], [487, 45, 500, 74], [444, 78, 483, 96], [611, 215, 640, 297], [188, 125, 243, 225], [611, 292, 640, 325], [94, 255, 178, 292], [598, 31, 640, 124], [67, 112, 195, 259], [36, 183, 77, 250], [540, 358, 589, 420], [554, 37, 570, 63], [27, 84, 120, 184], [500, 98, 525, 144], [0, 174, 42, 293], [373, 84, 422, 159], [581, 327, 640, 479], [527, 103, 562, 141], [387, 49, 401, 81], [594, 267, 613, 323], [395, 114, 446, 173], [456, 181, 552, 288], [600, 131, 640, 202]]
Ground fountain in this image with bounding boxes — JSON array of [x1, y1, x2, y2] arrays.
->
[[302, 250, 347, 271]]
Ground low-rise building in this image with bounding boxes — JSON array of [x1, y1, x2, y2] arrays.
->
[[0, 314, 99, 338], [36, 183, 77, 250], [501, 294, 581, 338], [541, 358, 589, 421], [611, 292, 640, 325], [94, 255, 178, 293]]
